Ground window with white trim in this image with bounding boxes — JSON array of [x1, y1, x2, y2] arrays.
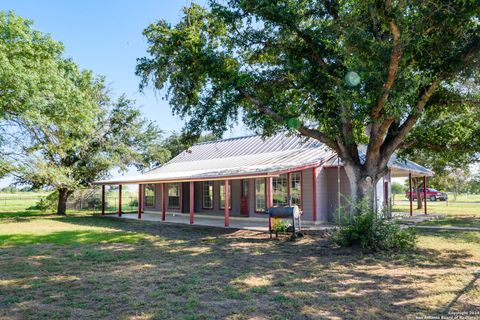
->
[[255, 178, 266, 212], [272, 174, 288, 206], [219, 181, 232, 210], [202, 181, 214, 209], [144, 184, 155, 207], [167, 183, 180, 208], [290, 172, 302, 208]]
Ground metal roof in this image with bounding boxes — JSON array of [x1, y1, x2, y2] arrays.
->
[[95, 133, 433, 185], [324, 150, 434, 177]]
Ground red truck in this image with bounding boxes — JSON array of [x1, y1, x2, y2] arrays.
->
[[406, 188, 448, 201]]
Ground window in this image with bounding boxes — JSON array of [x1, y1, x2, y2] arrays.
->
[[290, 172, 302, 209], [202, 181, 214, 209], [272, 174, 288, 206], [167, 183, 180, 208], [220, 181, 232, 210], [145, 184, 155, 207], [255, 178, 266, 212]]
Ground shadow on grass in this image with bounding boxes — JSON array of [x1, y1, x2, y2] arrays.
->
[[0, 230, 150, 246], [418, 229, 480, 245], [421, 216, 480, 228], [1, 215, 480, 319], [0, 210, 55, 219]]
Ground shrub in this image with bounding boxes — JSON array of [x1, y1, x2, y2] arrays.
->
[[31, 191, 58, 212], [88, 197, 102, 208], [332, 204, 416, 252], [272, 218, 290, 233]]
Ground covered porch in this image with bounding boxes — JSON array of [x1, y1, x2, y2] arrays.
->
[[96, 166, 316, 229], [108, 211, 333, 232]]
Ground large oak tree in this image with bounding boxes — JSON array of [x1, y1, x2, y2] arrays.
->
[[137, 0, 480, 206], [0, 12, 170, 214]]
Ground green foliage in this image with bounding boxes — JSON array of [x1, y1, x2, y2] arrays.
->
[[137, 0, 480, 201], [0, 11, 65, 117], [391, 182, 405, 195], [129, 199, 139, 207], [161, 131, 218, 160], [33, 191, 59, 212], [271, 218, 290, 233], [0, 11, 170, 213], [332, 203, 417, 252]]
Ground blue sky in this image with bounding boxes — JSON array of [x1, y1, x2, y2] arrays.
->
[[0, 0, 249, 187], [1, 0, 197, 133]]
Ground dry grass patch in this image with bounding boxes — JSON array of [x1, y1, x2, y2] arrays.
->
[[0, 216, 479, 319]]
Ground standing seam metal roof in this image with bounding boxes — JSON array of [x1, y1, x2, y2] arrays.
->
[[95, 133, 432, 184]]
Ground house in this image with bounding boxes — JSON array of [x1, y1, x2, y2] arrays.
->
[[95, 133, 433, 226]]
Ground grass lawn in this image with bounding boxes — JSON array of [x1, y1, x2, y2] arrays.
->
[[393, 199, 480, 229], [0, 191, 139, 219], [0, 215, 479, 319]]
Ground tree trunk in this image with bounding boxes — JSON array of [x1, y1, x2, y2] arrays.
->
[[415, 178, 423, 209], [343, 162, 377, 213], [57, 188, 73, 215]]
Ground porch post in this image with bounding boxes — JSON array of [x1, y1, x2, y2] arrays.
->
[[118, 184, 122, 217], [267, 177, 273, 207], [408, 173, 413, 217], [137, 184, 142, 219], [101, 185, 105, 215], [162, 183, 166, 221], [224, 180, 229, 227], [267, 177, 273, 232], [423, 176, 427, 215], [189, 181, 194, 224], [313, 167, 317, 222]]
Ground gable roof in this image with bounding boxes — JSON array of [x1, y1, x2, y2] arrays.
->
[[95, 133, 432, 185]]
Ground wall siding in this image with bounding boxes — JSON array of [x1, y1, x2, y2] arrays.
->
[[325, 167, 351, 221], [142, 167, 388, 223], [315, 167, 329, 222]]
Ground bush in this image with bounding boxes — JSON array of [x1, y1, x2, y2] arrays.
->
[[272, 218, 290, 233], [332, 205, 416, 252], [88, 197, 102, 208], [31, 191, 58, 212]]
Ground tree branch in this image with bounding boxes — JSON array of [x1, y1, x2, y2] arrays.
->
[[382, 81, 439, 155], [241, 91, 339, 151], [371, 11, 402, 119]]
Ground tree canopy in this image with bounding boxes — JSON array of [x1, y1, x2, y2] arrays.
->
[[137, 0, 480, 206], [0, 11, 169, 214]]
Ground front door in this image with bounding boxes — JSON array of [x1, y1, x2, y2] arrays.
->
[[240, 179, 249, 216]]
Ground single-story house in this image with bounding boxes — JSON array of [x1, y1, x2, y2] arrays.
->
[[94, 133, 433, 226]]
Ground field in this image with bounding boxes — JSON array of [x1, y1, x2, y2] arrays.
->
[[0, 214, 479, 319], [393, 197, 480, 228], [0, 191, 139, 219]]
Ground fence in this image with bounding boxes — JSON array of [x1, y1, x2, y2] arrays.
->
[[66, 195, 139, 214], [0, 192, 140, 214]]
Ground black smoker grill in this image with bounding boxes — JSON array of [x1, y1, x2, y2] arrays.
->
[[267, 205, 302, 239]]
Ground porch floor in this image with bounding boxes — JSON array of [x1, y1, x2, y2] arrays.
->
[[108, 211, 334, 232]]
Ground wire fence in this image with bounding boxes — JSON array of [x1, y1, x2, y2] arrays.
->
[[0, 193, 139, 214]]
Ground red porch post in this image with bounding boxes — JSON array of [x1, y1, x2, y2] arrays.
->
[[101, 185, 105, 215], [225, 180, 229, 227], [189, 181, 194, 224], [137, 184, 142, 219], [313, 167, 317, 222], [408, 173, 413, 217], [118, 184, 122, 217], [162, 183, 166, 221], [267, 177, 273, 232], [423, 176, 427, 215]]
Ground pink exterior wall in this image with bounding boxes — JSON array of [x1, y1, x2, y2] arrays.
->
[[141, 165, 379, 223]]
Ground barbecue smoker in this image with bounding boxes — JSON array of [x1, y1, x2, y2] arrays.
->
[[266, 204, 302, 239]]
